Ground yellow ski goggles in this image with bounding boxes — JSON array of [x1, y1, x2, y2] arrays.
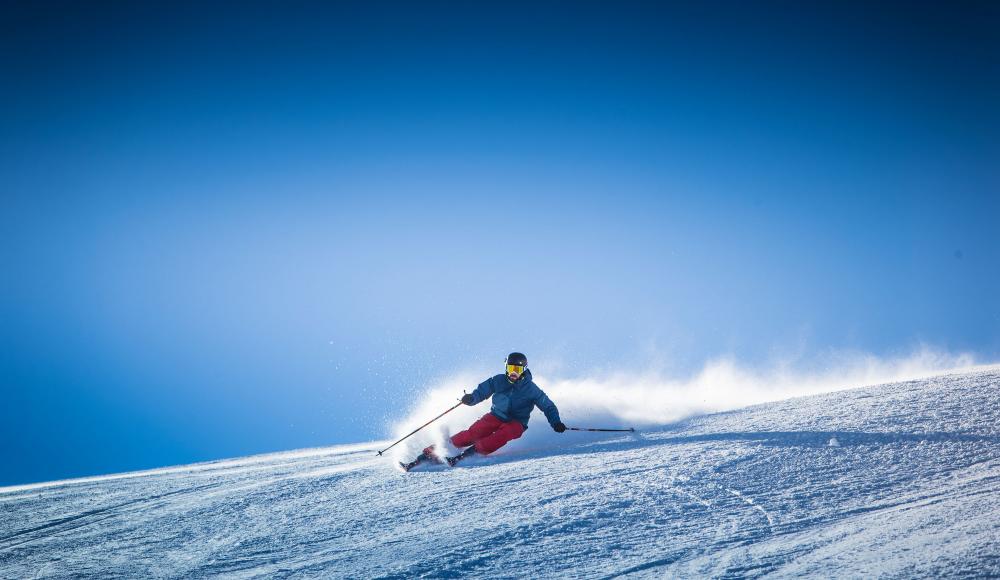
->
[[506, 364, 526, 376]]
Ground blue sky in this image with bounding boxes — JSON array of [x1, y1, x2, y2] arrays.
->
[[2, 2, 998, 486]]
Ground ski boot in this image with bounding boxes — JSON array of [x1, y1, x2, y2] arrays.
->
[[446, 446, 477, 467]]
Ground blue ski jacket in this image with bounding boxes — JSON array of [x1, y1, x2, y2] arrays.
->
[[468, 369, 561, 430]]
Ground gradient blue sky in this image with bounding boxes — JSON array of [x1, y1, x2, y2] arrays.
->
[[2, 1, 998, 486]]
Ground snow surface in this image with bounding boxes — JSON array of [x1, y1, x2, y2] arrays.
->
[[2, 368, 999, 578]]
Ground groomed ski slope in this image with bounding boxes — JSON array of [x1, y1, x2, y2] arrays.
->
[[1, 368, 998, 578]]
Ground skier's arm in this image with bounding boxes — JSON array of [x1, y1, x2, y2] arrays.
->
[[534, 388, 562, 428], [469, 377, 495, 405]]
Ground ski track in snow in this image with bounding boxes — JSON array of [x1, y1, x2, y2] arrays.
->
[[1, 368, 999, 578]]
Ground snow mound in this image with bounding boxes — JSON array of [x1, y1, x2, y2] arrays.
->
[[2, 367, 998, 577], [386, 349, 980, 464]]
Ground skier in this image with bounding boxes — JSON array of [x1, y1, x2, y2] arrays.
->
[[401, 352, 566, 470]]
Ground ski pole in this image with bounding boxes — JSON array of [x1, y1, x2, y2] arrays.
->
[[376, 401, 464, 456], [568, 427, 636, 433]]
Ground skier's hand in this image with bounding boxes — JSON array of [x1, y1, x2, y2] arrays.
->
[[553, 422, 566, 433], [461, 393, 474, 405]]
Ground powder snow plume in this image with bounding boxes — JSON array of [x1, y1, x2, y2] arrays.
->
[[387, 347, 985, 461]]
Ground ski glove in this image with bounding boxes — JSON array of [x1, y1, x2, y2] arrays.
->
[[553, 422, 567, 433], [461, 393, 474, 405]]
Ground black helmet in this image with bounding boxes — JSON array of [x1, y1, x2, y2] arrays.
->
[[506, 352, 528, 367]]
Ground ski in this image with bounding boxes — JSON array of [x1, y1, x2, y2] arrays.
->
[[399, 451, 443, 472], [398, 459, 420, 472]]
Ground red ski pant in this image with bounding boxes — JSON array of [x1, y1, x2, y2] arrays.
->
[[425, 413, 525, 456]]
